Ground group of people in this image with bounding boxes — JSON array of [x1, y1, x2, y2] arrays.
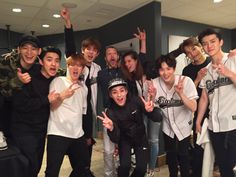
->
[[0, 7, 236, 177]]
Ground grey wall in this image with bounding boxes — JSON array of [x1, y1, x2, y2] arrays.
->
[[0, 29, 22, 54], [162, 17, 232, 54], [232, 28, 236, 49]]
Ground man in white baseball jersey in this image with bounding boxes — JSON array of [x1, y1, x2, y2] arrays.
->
[[151, 55, 198, 177], [196, 28, 236, 177]]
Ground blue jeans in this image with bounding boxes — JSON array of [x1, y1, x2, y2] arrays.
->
[[144, 116, 161, 170]]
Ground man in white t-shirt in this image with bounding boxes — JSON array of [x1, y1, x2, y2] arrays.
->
[[196, 28, 236, 177], [45, 54, 90, 177]]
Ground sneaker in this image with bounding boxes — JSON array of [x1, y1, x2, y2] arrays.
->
[[0, 131, 7, 150], [146, 170, 155, 177]]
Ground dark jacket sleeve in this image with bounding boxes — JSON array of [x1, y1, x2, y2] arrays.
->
[[146, 107, 163, 122], [106, 109, 120, 144], [167, 44, 183, 59], [64, 26, 76, 57], [138, 52, 146, 65]]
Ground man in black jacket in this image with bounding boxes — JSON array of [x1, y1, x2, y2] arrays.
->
[[98, 78, 162, 177]]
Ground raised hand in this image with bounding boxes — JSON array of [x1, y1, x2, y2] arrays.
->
[[212, 63, 231, 77], [17, 68, 31, 84], [140, 94, 154, 112], [61, 83, 79, 99], [196, 67, 207, 81], [97, 111, 114, 131], [133, 27, 146, 41], [48, 90, 60, 103], [60, 7, 71, 28], [174, 76, 185, 95]]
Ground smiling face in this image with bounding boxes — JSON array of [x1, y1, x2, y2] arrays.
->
[[19, 43, 41, 69], [105, 47, 119, 68], [82, 45, 99, 65], [40, 52, 60, 78], [68, 60, 84, 82], [124, 55, 137, 73], [109, 85, 128, 106], [159, 62, 175, 86], [184, 45, 203, 63], [201, 34, 223, 58]]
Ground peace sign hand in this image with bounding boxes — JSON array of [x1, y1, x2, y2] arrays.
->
[[140, 94, 154, 112], [212, 63, 231, 77], [97, 111, 114, 131], [61, 83, 79, 100], [133, 27, 146, 41], [174, 76, 185, 96]]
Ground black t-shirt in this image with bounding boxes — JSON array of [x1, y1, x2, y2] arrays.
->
[[182, 57, 211, 98], [182, 57, 211, 123]]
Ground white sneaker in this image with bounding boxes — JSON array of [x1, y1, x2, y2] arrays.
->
[[146, 170, 155, 177], [0, 131, 7, 150]]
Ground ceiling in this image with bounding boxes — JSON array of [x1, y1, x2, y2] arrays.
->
[[0, 0, 236, 36]]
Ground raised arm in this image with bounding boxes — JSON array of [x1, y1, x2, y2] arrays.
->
[[61, 8, 76, 57]]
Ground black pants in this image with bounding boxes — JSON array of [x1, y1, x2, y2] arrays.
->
[[118, 139, 148, 177], [45, 135, 90, 177], [190, 129, 203, 177], [12, 133, 46, 177], [164, 134, 190, 177], [209, 129, 236, 177]]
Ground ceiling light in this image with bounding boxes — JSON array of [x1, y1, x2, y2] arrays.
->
[[53, 14, 61, 18], [12, 8, 22, 12], [213, 0, 223, 3], [42, 24, 50, 28]]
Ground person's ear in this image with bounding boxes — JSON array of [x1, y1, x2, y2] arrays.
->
[[39, 58, 43, 66], [38, 48, 42, 55], [220, 39, 224, 47]]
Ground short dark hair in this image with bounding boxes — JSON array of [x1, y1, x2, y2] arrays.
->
[[81, 37, 101, 52], [121, 50, 143, 81], [18, 34, 41, 48], [39, 46, 62, 60], [198, 28, 222, 44], [156, 54, 176, 71]]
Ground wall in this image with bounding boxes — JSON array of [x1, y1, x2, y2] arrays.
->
[[0, 28, 22, 54], [232, 28, 236, 49], [162, 16, 232, 55]]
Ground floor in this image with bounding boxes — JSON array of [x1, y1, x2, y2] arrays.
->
[[38, 138, 220, 177]]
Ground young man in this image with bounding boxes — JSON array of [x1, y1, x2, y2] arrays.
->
[[61, 8, 101, 176], [151, 55, 198, 177], [181, 37, 211, 177], [45, 54, 91, 177], [196, 28, 236, 177], [11, 46, 61, 177], [97, 78, 162, 177], [0, 35, 41, 138]]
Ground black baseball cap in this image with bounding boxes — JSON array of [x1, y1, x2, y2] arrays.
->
[[18, 34, 41, 48], [108, 78, 127, 90]]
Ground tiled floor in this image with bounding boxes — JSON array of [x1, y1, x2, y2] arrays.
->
[[38, 138, 219, 177]]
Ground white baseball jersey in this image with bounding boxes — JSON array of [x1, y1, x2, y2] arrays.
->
[[152, 75, 198, 141], [199, 53, 236, 132], [47, 77, 88, 139]]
